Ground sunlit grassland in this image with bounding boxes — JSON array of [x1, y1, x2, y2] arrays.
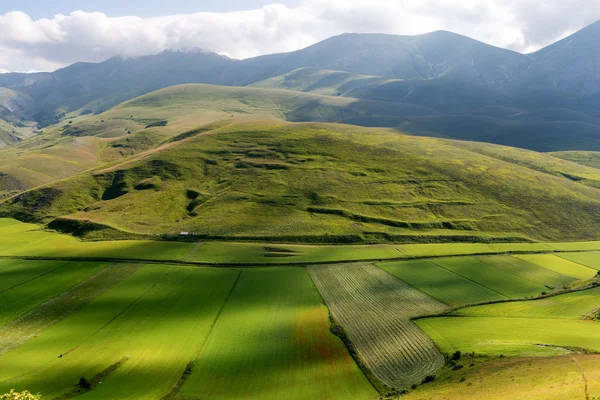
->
[[3, 116, 600, 242], [416, 287, 600, 357], [178, 268, 376, 400], [0, 265, 240, 399], [404, 354, 600, 400], [556, 251, 600, 270], [513, 254, 597, 280], [1, 219, 600, 265], [0, 260, 108, 325], [381, 255, 582, 307]]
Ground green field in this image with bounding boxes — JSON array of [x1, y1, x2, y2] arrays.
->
[[0, 264, 376, 400], [0, 260, 108, 325], [514, 254, 597, 280], [380, 255, 580, 307], [307, 263, 448, 390], [557, 251, 600, 270], [426, 257, 548, 299], [417, 287, 600, 357], [381, 260, 507, 306], [0, 265, 241, 399], [178, 268, 376, 400]]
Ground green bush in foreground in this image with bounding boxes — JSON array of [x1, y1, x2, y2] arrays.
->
[[1, 390, 41, 400]]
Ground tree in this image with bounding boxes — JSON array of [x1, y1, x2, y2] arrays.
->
[[1, 390, 42, 400]]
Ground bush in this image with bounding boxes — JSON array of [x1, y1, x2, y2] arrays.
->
[[78, 377, 92, 390], [1, 390, 42, 400], [451, 350, 462, 361], [422, 375, 435, 384], [145, 120, 168, 128]]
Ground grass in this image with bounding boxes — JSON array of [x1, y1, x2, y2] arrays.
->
[[2, 115, 600, 243], [403, 354, 600, 400], [0, 265, 240, 399], [556, 251, 600, 270], [416, 287, 600, 357], [1, 218, 600, 266], [0, 264, 141, 355], [380, 260, 506, 307], [0, 260, 108, 325], [514, 254, 597, 280], [178, 268, 376, 400], [380, 255, 578, 307], [429, 257, 549, 299], [307, 263, 448, 390]]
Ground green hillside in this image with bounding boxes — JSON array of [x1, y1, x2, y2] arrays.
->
[[0, 84, 439, 196], [551, 150, 600, 169], [2, 114, 599, 242]]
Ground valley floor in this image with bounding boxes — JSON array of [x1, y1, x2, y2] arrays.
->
[[0, 218, 599, 399]]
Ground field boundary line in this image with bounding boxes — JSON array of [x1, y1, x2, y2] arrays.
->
[[0, 259, 71, 294], [412, 279, 600, 321], [428, 259, 508, 298], [160, 269, 243, 400], [0, 247, 599, 268], [554, 253, 599, 271]]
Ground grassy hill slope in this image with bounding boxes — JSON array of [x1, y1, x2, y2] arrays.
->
[[0, 84, 438, 196], [2, 117, 599, 243], [551, 151, 600, 169]]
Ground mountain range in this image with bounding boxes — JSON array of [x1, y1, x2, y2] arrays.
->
[[1, 20, 600, 151]]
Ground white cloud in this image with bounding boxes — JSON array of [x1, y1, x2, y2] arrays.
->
[[0, 1, 598, 72]]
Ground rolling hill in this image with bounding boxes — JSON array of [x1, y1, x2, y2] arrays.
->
[[0, 84, 440, 197], [1, 87, 599, 243]]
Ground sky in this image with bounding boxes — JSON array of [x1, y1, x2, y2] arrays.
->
[[1, 0, 599, 73]]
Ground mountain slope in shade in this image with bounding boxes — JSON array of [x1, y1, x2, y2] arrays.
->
[[511, 20, 600, 94]]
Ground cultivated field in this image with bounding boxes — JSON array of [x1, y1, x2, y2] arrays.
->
[[417, 287, 600, 357], [178, 268, 376, 400], [514, 254, 597, 280], [0, 264, 375, 400], [2, 218, 600, 266], [557, 251, 600, 270], [307, 263, 448, 389]]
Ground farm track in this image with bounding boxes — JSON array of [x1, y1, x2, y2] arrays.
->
[[0, 247, 599, 268], [307, 263, 449, 389]]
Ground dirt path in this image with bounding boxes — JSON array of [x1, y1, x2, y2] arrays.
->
[[572, 356, 589, 400]]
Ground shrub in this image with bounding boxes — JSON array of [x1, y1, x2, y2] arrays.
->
[[1, 390, 42, 400], [422, 375, 435, 384], [145, 120, 168, 128], [78, 377, 91, 390], [451, 350, 462, 361]]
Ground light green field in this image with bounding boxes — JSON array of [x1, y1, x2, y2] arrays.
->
[[380, 260, 507, 306], [381, 255, 578, 307], [556, 251, 600, 270], [1, 218, 600, 266], [417, 287, 600, 357], [179, 268, 376, 400], [514, 254, 597, 280], [429, 257, 548, 298], [307, 263, 448, 389], [0, 260, 108, 325], [0, 265, 240, 399]]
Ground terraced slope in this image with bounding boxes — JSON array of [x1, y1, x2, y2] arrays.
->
[[3, 119, 600, 243], [307, 263, 448, 389]]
